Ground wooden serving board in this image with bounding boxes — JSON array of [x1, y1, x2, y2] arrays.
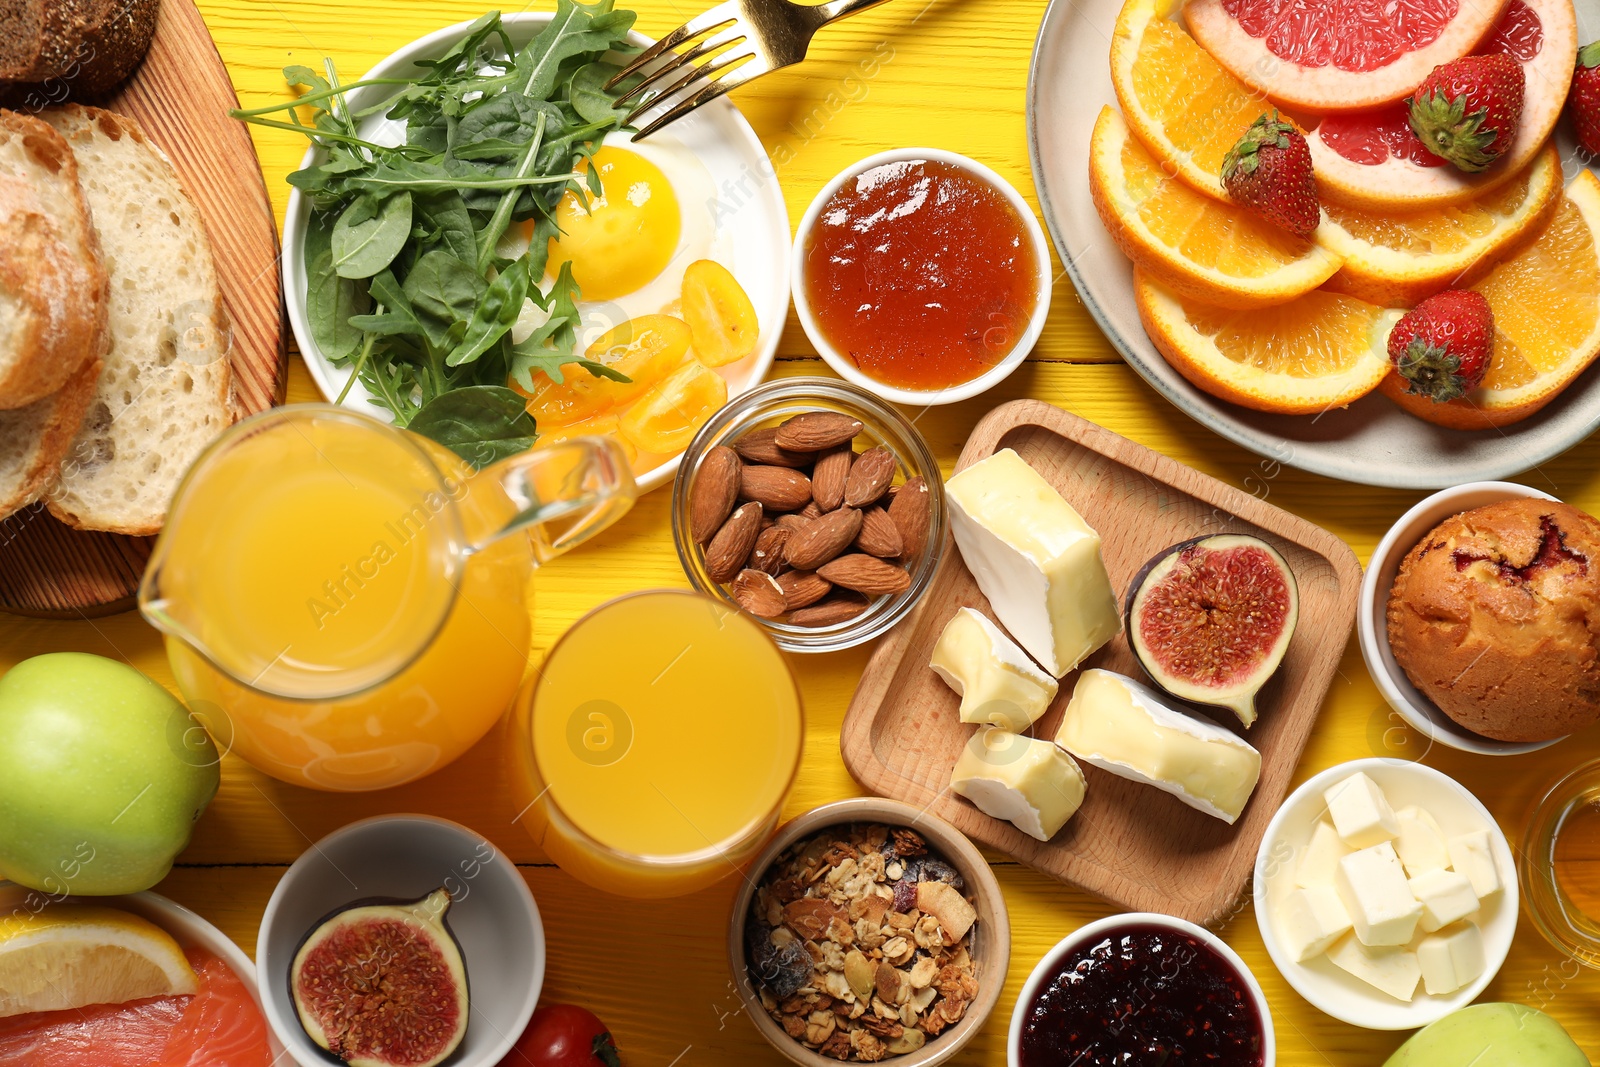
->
[[0, 0, 284, 618], [839, 399, 1363, 927]]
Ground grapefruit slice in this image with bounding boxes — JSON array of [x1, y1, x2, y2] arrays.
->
[[1183, 0, 1510, 111], [1134, 268, 1397, 413], [1380, 171, 1600, 429], [1317, 141, 1562, 305], [1089, 106, 1343, 309], [1307, 0, 1575, 210]]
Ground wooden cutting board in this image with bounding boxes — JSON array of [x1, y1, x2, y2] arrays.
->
[[839, 399, 1363, 927], [0, 0, 284, 618]]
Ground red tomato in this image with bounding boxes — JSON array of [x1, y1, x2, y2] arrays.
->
[[501, 1004, 621, 1067]]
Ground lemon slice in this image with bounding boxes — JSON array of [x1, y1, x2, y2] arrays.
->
[[0, 906, 198, 1017]]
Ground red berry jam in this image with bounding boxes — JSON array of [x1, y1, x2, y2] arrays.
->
[[1016, 923, 1266, 1067]]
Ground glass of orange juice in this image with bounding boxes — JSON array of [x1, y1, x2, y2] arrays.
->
[[138, 405, 635, 792], [511, 590, 804, 898]]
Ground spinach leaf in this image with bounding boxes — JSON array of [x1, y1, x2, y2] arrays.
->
[[304, 213, 371, 362], [331, 191, 413, 278], [454, 94, 564, 155], [448, 256, 531, 367], [403, 250, 486, 349], [409, 386, 538, 469], [413, 192, 476, 262], [569, 63, 620, 125]]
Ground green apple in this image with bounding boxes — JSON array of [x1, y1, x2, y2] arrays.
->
[[0, 653, 220, 896], [1384, 1003, 1590, 1066]]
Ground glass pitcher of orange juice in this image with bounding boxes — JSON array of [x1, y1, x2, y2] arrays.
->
[[138, 405, 635, 792]]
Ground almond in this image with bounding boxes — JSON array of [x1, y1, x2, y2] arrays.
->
[[705, 501, 763, 584], [888, 476, 932, 560], [731, 569, 787, 618], [732, 427, 809, 468], [689, 445, 741, 545], [785, 507, 862, 570], [844, 446, 896, 508], [856, 506, 904, 558], [740, 465, 813, 512], [818, 553, 911, 596], [811, 446, 854, 512], [775, 411, 862, 452], [799, 500, 823, 520], [748, 525, 790, 576], [775, 513, 811, 532], [790, 591, 869, 627], [776, 570, 832, 610]]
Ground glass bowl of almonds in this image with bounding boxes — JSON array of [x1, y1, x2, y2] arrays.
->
[[671, 377, 948, 653], [726, 797, 1009, 1067]]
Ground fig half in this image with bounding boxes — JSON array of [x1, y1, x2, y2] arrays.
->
[[290, 887, 469, 1067], [1125, 534, 1298, 728]]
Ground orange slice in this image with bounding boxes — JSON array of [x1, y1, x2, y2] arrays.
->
[[1089, 106, 1342, 309], [1380, 171, 1600, 429], [1317, 142, 1561, 306], [1109, 0, 1263, 201], [1135, 267, 1397, 413]]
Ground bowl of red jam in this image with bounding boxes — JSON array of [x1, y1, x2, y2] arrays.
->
[[793, 149, 1052, 406], [1007, 913, 1274, 1067]]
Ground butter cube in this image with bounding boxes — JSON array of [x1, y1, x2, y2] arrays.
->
[[1394, 805, 1451, 877], [1324, 772, 1400, 848], [1417, 922, 1486, 996], [930, 608, 1058, 731], [1276, 885, 1353, 962], [1296, 818, 1354, 889], [1326, 935, 1422, 1002], [945, 449, 1121, 677], [1448, 830, 1503, 899], [1409, 868, 1480, 933], [949, 726, 1086, 841], [1336, 842, 1422, 947]]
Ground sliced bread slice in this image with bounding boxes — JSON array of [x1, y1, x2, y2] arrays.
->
[[0, 109, 106, 409], [0, 351, 99, 521], [40, 104, 232, 535]]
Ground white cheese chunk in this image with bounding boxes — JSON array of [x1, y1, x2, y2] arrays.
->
[[930, 608, 1058, 731], [944, 449, 1120, 677], [1276, 885, 1353, 963], [1394, 805, 1451, 877], [1054, 669, 1261, 824], [1409, 868, 1480, 933], [1335, 842, 1422, 947], [1417, 922, 1486, 996], [1326, 935, 1422, 1002], [949, 726, 1086, 841], [1324, 772, 1400, 848], [1447, 829, 1503, 899], [1296, 818, 1354, 889]]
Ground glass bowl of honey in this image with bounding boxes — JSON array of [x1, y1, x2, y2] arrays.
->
[[791, 148, 1053, 406], [1523, 758, 1600, 968], [671, 376, 948, 653]]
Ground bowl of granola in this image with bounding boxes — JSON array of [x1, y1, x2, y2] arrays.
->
[[727, 798, 1009, 1066]]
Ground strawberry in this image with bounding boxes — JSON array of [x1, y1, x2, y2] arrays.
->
[[1408, 54, 1525, 173], [1387, 290, 1496, 402], [1570, 40, 1600, 157], [1220, 112, 1320, 240]]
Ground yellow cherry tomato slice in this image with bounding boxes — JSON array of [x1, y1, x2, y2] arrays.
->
[[680, 260, 759, 367], [534, 412, 638, 464], [618, 361, 729, 455]]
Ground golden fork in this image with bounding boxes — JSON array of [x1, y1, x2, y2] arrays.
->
[[607, 0, 895, 140]]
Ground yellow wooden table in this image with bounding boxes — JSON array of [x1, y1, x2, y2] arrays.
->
[[4, 0, 1600, 1063]]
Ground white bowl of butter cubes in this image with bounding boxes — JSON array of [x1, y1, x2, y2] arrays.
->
[[1253, 758, 1516, 1030]]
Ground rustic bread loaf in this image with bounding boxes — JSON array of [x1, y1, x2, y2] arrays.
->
[[0, 1, 89, 84], [40, 104, 232, 535], [0, 109, 106, 409], [0, 0, 160, 97], [0, 352, 99, 521]]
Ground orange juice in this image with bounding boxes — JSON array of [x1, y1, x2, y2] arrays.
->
[[512, 591, 803, 897], [144, 409, 533, 791]]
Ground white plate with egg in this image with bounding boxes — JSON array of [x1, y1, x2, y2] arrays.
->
[[282, 14, 790, 493], [1253, 758, 1517, 1030]]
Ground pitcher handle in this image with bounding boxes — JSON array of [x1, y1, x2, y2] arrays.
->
[[473, 436, 637, 564]]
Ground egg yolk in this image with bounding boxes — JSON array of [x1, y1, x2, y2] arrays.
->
[[545, 146, 681, 302]]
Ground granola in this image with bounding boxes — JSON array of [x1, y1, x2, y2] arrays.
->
[[746, 824, 981, 1062]]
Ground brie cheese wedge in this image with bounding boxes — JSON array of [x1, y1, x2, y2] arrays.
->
[[930, 607, 1058, 731], [1054, 669, 1262, 824], [949, 726, 1086, 841], [944, 449, 1120, 677]]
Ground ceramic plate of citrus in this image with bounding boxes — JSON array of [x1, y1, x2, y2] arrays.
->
[[284, 14, 790, 494], [1029, 0, 1600, 488]]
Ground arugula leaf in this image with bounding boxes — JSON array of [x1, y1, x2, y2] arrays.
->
[[331, 191, 413, 278], [448, 255, 531, 367], [518, 0, 624, 101], [409, 386, 538, 469]]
